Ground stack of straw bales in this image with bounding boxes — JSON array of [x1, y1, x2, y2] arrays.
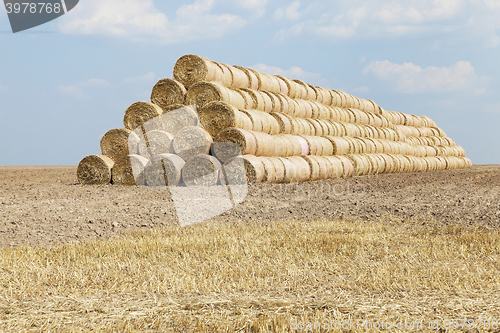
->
[[77, 54, 471, 186]]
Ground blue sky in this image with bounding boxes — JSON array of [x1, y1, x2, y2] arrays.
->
[[0, 0, 499, 166]]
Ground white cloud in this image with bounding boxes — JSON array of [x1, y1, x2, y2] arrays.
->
[[235, 0, 268, 16], [124, 72, 156, 84], [57, 0, 246, 43], [0, 84, 7, 92], [364, 60, 486, 93], [274, 1, 301, 20], [251, 63, 322, 83], [313, 7, 368, 38], [272, 0, 500, 44], [58, 78, 110, 99]]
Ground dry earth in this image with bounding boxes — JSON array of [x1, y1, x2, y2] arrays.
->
[[1, 165, 499, 248]]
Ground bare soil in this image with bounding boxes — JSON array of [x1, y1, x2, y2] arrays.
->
[[1, 165, 499, 248]]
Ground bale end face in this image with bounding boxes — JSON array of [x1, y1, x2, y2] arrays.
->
[[77, 155, 114, 185]]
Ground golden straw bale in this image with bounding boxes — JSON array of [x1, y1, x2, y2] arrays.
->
[[173, 54, 224, 88], [172, 126, 213, 161], [138, 130, 174, 159], [234, 66, 259, 90], [100, 128, 140, 161], [77, 155, 114, 185], [185, 81, 246, 109], [123, 101, 163, 131], [214, 128, 257, 163], [198, 101, 252, 138], [144, 153, 185, 186], [112, 154, 149, 186], [182, 154, 222, 187], [150, 79, 186, 111]]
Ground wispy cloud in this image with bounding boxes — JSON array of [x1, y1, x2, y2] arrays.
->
[[124, 72, 156, 84], [251, 63, 325, 85], [274, 1, 301, 20], [364, 60, 487, 94], [271, 0, 500, 46], [234, 0, 269, 17], [57, 78, 110, 99], [57, 0, 246, 43]]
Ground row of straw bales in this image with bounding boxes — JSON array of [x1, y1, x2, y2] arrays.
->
[[77, 54, 471, 186]]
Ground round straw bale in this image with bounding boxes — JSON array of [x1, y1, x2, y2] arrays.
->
[[182, 154, 222, 187], [172, 126, 213, 161], [237, 89, 255, 109], [262, 91, 283, 113], [271, 135, 289, 157], [220, 156, 248, 185], [275, 76, 289, 95], [294, 135, 310, 155], [150, 79, 187, 111], [185, 81, 245, 109], [270, 112, 293, 134], [214, 128, 257, 162], [158, 104, 200, 134], [275, 93, 290, 113], [144, 153, 185, 186], [173, 55, 223, 88], [301, 155, 320, 181], [278, 157, 298, 183], [275, 75, 296, 98], [295, 99, 313, 118], [280, 135, 303, 156], [215, 63, 234, 87], [252, 131, 276, 156], [313, 156, 331, 179], [339, 155, 356, 177], [240, 155, 266, 183], [124, 101, 163, 131], [162, 103, 187, 113], [258, 91, 274, 113], [138, 130, 174, 159], [112, 154, 149, 186], [240, 88, 266, 112], [267, 157, 286, 183], [259, 156, 277, 183], [306, 119, 324, 136], [315, 87, 331, 105], [226, 65, 249, 89], [77, 155, 114, 185], [292, 80, 314, 100], [198, 101, 252, 138], [324, 136, 350, 155], [329, 91, 341, 107], [100, 128, 140, 161], [240, 109, 263, 132], [234, 66, 259, 90], [286, 156, 311, 182], [292, 81, 308, 100], [326, 121, 345, 137], [323, 156, 344, 178]]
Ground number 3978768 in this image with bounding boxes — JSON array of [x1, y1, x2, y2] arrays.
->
[[5, 3, 61, 14]]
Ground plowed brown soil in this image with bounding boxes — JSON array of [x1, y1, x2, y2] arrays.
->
[[1, 165, 499, 247]]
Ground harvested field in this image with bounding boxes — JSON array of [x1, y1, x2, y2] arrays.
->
[[1, 165, 500, 332]]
